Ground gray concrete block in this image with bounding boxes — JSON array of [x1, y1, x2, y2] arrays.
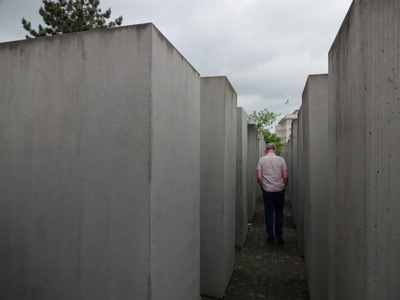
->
[[328, 1, 400, 299], [258, 133, 265, 157], [285, 140, 292, 194], [296, 109, 304, 257], [257, 133, 265, 198], [247, 124, 259, 221], [236, 108, 248, 248], [288, 119, 299, 228], [301, 74, 329, 300], [0, 23, 200, 300], [280, 143, 288, 161], [200, 76, 237, 298]]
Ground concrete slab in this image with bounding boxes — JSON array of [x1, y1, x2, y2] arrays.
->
[[0, 23, 201, 300], [200, 76, 237, 298], [328, 1, 400, 298], [296, 109, 304, 257], [288, 120, 299, 228], [301, 74, 329, 300], [247, 124, 259, 221], [257, 133, 265, 199], [236, 108, 248, 248]]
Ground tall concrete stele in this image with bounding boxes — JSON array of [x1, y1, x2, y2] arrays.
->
[[328, 1, 400, 299], [287, 1, 400, 299], [235, 108, 248, 248], [246, 124, 259, 221], [295, 109, 304, 257], [288, 119, 299, 228], [0, 24, 201, 300], [301, 74, 329, 300], [200, 76, 237, 299]]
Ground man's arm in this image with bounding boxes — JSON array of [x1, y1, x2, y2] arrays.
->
[[282, 169, 288, 187], [257, 170, 263, 188]]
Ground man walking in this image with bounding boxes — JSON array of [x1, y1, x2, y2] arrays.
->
[[257, 143, 288, 244]]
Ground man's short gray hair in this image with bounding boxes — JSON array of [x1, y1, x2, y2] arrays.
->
[[265, 143, 276, 151]]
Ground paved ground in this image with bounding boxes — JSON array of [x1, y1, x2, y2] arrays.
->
[[203, 193, 309, 300]]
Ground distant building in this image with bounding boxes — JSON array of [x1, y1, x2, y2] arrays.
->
[[275, 110, 298, 142]]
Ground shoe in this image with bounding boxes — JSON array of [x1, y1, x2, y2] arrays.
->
[[277, 238, 284, 245], [267, 238, 274, 244]]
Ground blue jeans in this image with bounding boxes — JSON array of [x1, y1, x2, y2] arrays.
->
[[262, 189, 285, 241]]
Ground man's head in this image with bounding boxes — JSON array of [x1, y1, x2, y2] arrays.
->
[[265, 143, 276, 153]]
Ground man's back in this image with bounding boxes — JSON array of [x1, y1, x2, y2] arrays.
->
[[257, 153, 287, 192]]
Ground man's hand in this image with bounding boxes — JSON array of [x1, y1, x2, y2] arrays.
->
[[257, 170, 263, 188], [282, 170, 288, 186]]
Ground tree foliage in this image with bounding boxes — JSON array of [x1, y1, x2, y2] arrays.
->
[[262, 130, 284, 155], [248, 108, 284, 154], [22, 0, 123, 38], [248, 109, 277, 130]]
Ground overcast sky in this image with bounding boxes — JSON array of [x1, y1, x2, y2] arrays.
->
[[0, 0, 353, 123]]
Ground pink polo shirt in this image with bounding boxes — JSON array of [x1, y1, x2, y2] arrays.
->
[[256, 153, 287, 192]]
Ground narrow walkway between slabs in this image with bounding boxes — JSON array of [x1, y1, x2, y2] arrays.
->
[[205, 193, 309, 300]]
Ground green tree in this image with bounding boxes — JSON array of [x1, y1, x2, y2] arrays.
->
[[22, 0, 123, 39], [262, 130, 284, 155], [248, 108, 284, 154]]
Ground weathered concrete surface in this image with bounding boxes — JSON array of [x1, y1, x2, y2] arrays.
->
[[288, 120, 298, 229], [301, 74, 329, 300], [258, 133, 265, 157], [256, 133, 266, 199], [280, 143, 288, 162], [247, 124, 259, 222], [0, 23, 201, 300], [328, 1, 400, 299], [200, 76, 237, 298], [296, 109, 304, 257], [235, 108, 248, 248], [284, 140, 291, 195]]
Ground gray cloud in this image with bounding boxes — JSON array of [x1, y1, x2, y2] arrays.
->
[[0, 0, 353, 118]]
